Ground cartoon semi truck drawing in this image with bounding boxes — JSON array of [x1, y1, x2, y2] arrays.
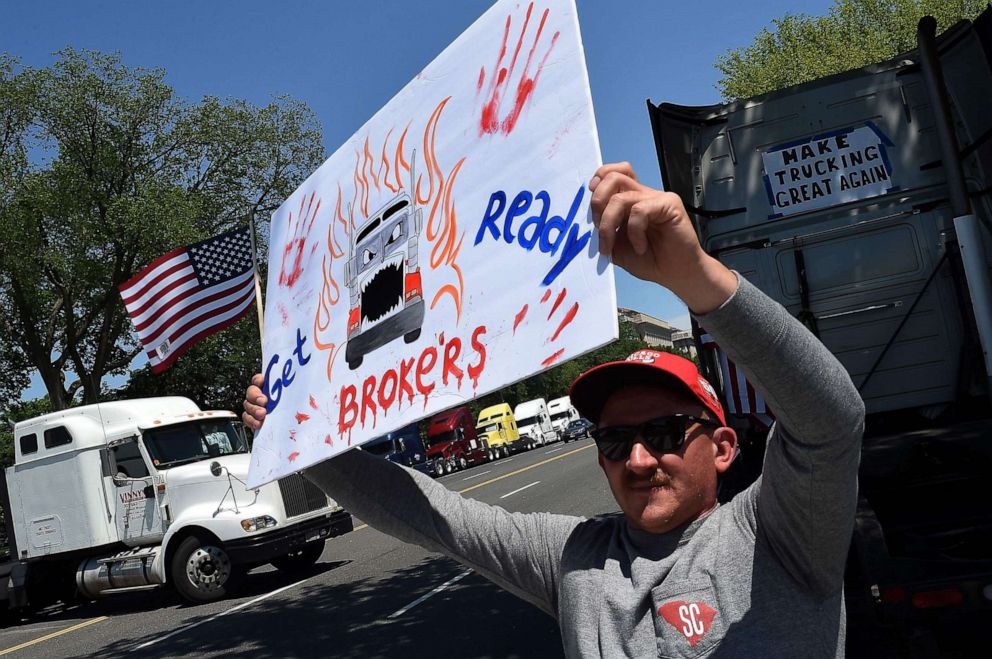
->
[[344, 154, 425, 370]]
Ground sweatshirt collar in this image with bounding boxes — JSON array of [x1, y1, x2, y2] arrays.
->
[[622, 504, 719, 559]]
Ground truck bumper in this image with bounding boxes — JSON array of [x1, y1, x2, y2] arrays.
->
[[225, 510, 353, 566]]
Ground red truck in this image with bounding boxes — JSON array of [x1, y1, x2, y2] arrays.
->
[[425, 407, 489, 476]]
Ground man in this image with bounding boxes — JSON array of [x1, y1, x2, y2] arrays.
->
[[243, 162, 865, 657]]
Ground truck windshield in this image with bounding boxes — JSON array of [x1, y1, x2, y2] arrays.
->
[[477, 424, 499, 434], [143, 420, 248, 469], [364, 440, 394, 456], [550, 411, 571, 422], [517, 415, 539, 427], [428, 430, 460, 446]]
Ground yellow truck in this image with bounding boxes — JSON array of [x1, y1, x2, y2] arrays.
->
[[475, 403, 521, 460]]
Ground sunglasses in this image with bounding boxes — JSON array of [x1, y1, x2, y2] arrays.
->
[[591, 414, 721, 462]]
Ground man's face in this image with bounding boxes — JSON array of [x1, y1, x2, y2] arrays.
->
[[597, 385, 725, 535]]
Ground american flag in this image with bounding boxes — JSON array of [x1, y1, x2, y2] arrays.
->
[[699, 332, 773, 427], [119, 227, 257, 373]]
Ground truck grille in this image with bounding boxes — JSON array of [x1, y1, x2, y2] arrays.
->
[[277, 474, 329, 518]]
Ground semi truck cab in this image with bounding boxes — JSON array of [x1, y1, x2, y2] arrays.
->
[[426, 406, 488, 476], [475, 403, 521, 459], [362, 424, 431, 475], [2, 397, 353, 609], [513, 398, 558, 447]]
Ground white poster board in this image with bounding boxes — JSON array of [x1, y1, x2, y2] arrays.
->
[[248, 0, 615, 486], [761, 122, 897, 218]]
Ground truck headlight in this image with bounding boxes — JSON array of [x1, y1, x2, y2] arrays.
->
[[241, 515, 278, 532]]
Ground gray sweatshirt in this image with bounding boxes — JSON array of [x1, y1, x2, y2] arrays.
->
[[306, 275, 865, 658]]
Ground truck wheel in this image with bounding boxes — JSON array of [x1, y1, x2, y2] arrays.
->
[[171, 535, 243, 604], [271, 540, 324, 574], [444, 459, 455, 475], [458, 456, 468, 470], [434, 459, 446, 477]]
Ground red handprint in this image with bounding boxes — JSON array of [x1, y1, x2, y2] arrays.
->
[[478, 2, 560, 136], [279, 191, 321, 288]]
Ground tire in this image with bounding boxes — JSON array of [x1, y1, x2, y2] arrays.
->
[[444, 459, 455, 475], [501, 445, 509, 459], [404, 328, 421, 344], [458, 456, 468, 470], [434, 459, 447, 477], [171, 535, 243, 604], [271, 540, 324, 574]]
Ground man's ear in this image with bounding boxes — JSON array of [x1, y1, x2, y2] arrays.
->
[[712, 426, 738, 473]]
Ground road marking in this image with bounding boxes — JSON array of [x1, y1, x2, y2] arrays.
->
[[0, 616, 108, 656], [544, 445, 564, 454], [458, 443, 594, 495], [500, 458, 514, 463], [460, 469, 492, 481], [133, 576, 313, 650], [387, 568, 473, 619], [500, 480, 540, 499]]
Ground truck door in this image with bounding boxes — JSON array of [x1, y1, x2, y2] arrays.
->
[[107, 438, 166, 545]]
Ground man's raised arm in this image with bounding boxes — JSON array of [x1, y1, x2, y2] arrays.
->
[[243, 376, 580, 616]]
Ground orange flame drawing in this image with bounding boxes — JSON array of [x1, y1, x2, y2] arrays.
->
[[312, 97, 466, 384]]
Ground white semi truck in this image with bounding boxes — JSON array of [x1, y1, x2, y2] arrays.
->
[[547, 396, 579, 435], [512, 398, 558, 448], [0, 397, 352, 612]]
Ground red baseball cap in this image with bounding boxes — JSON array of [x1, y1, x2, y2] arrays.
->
[[569, 349, 726, 426]]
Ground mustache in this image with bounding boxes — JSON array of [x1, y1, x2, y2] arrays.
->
[[624, 471, 671, 488]]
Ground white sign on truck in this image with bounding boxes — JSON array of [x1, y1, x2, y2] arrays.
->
[[761, 123, 897, 218]]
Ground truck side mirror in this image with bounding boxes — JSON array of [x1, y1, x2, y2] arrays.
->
[[210, 461, 223, 477], [113, 472, 129, 487], [143, 484, 155, 499]]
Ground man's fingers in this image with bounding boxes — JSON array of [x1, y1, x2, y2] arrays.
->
[[243, 373, 267, 431], [590, 162, 637, 192], [625, 194, 674, 256], [591, 171, 642, 228], [597, 191, 646, 256], [242, 410, 260, 431]]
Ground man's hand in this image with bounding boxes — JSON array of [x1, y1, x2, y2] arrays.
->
[[242, 373, 267, 431], [590, 162, 737, 314]]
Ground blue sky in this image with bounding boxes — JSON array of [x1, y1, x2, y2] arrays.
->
[[4, 0, 835, 399]]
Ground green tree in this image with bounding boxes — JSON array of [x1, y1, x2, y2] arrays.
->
[[716, 0, 986, 100], [0, 49, 323, 411]]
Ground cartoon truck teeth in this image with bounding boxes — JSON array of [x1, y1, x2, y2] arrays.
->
[[344, 153, 425, 370]]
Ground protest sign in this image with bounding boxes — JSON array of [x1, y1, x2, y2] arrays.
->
[[248, 0, 615, 486], [762, 122, 897, 218]]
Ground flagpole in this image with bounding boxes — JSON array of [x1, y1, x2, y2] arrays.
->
[[249, 216, 265, 342]]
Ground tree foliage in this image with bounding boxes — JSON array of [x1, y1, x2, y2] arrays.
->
[[716, 0, 987, 100], [0, 49, 323, 411]]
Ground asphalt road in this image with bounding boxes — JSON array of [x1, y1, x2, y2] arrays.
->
[[0, 437, 616, 658]]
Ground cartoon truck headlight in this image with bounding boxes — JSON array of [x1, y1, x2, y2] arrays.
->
[[344, 188, 425, 370]]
